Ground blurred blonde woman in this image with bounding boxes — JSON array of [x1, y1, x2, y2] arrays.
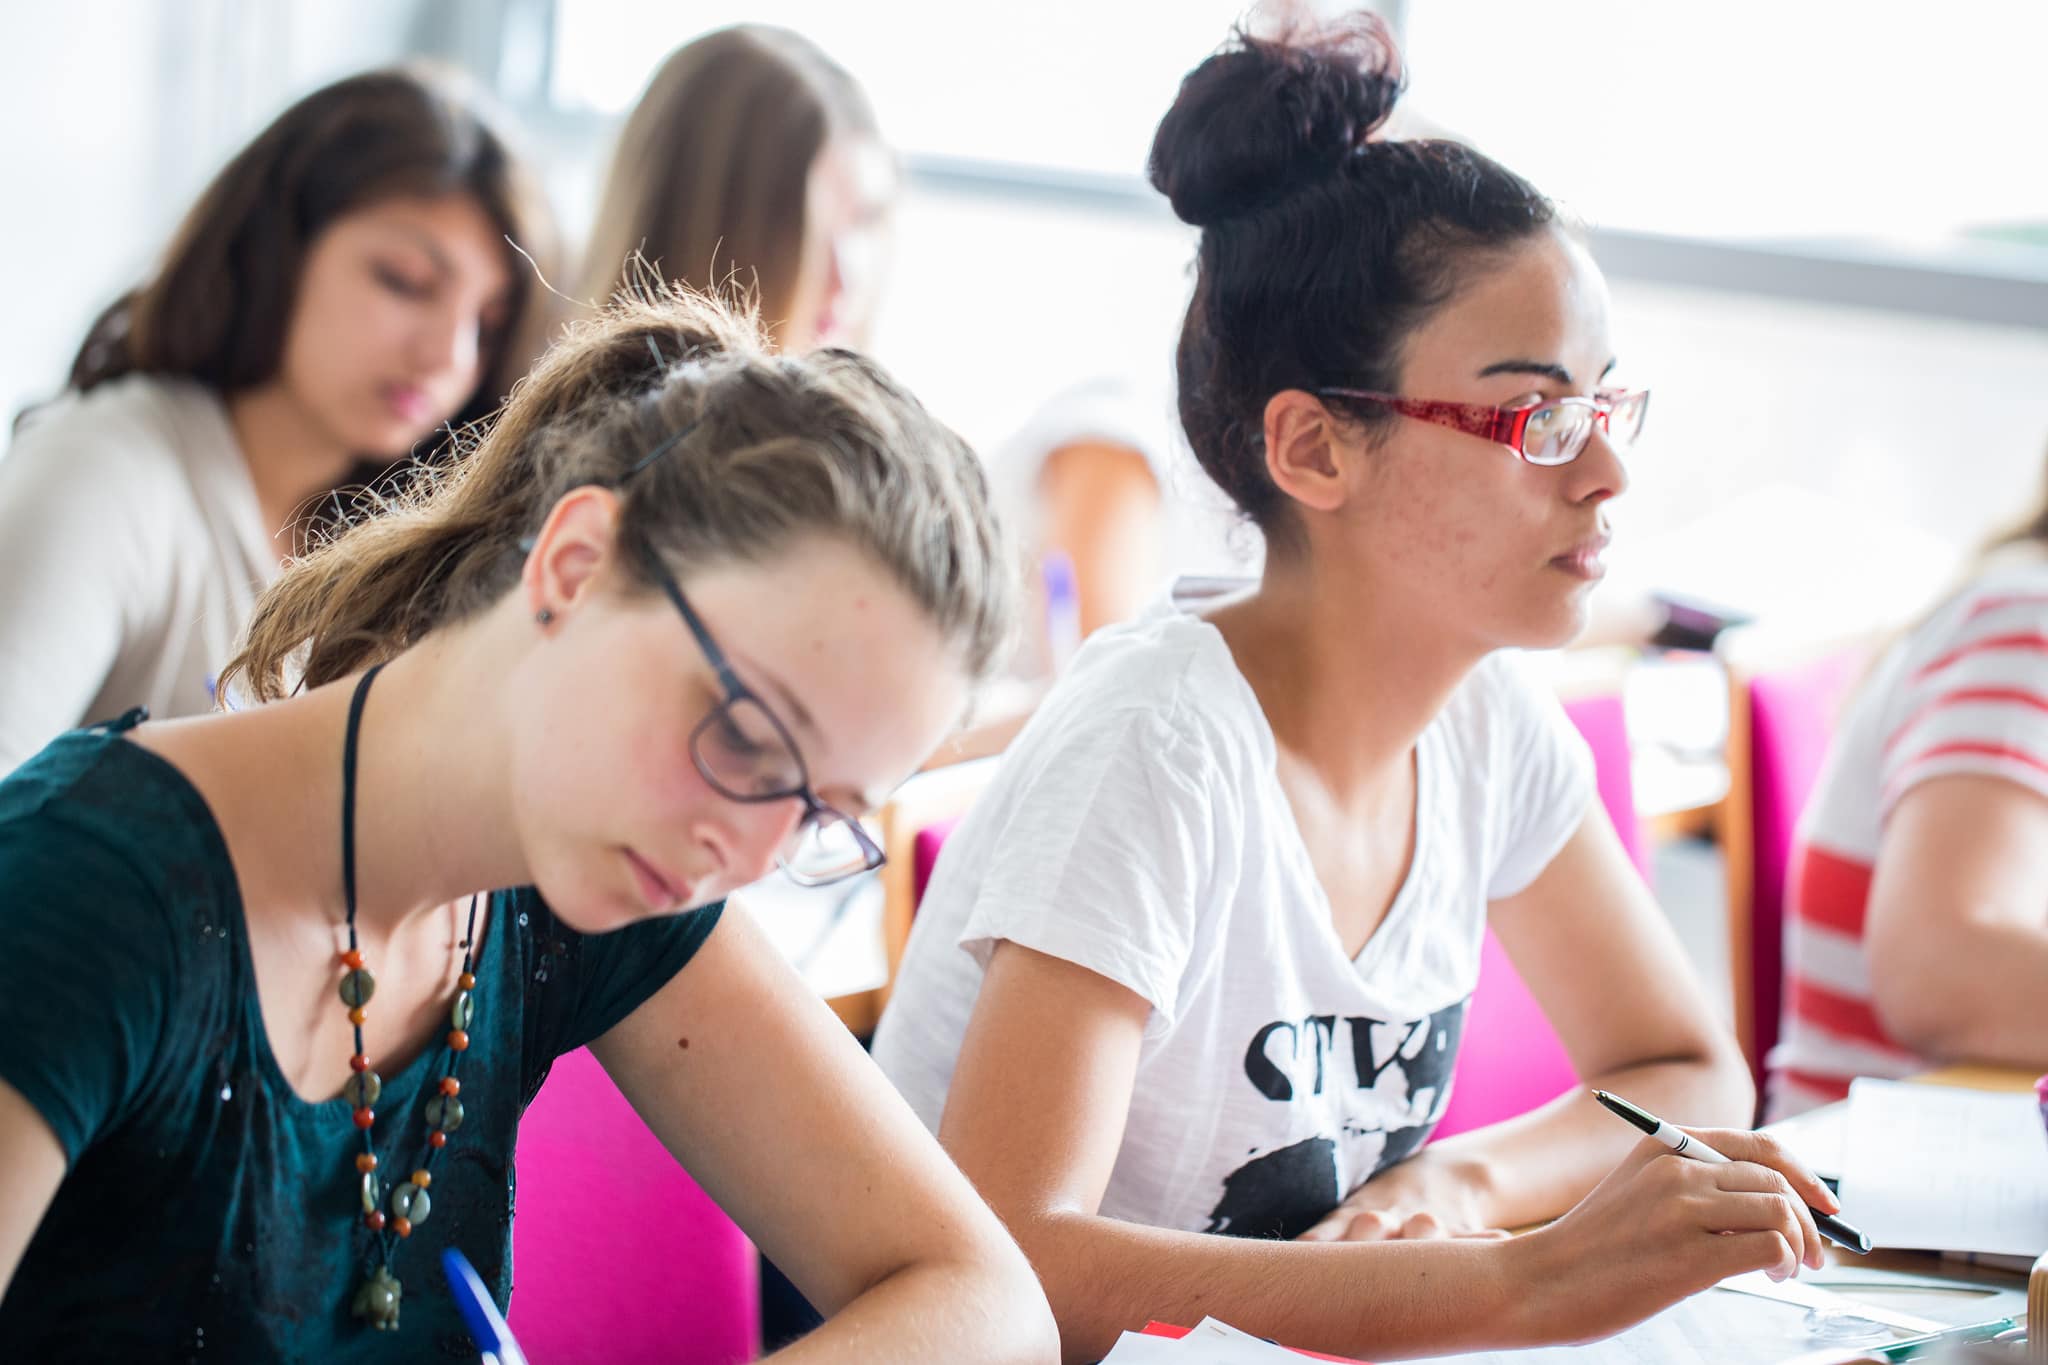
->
[[1769, 446, 2048, 1118], [579, 25, 897, 353]]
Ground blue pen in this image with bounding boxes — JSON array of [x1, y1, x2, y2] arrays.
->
[[441, 1247, 530, 1365]]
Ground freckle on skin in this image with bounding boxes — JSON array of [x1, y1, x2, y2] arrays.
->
[[676, 1037, 690, 1050]]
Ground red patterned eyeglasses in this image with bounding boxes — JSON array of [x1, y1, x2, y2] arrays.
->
[[1317, 386, 1651, 467]]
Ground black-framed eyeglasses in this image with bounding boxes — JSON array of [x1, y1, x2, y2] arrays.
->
[[639, 550, 886, 888]]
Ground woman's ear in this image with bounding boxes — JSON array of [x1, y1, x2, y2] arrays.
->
[[1262, 390, 1353, 515], [523, 485, 626, 623]]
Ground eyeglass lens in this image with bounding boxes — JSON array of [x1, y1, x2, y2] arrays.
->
[[694, 695, 807, 800], [783, 810, 877, 885]]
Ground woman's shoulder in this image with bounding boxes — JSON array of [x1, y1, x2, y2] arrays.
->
[[0, 726, 209, 944], [993, 378, 1181, 484], [1032, 601, 1267, 762], [1867, 554, 2048, 701], [1, 724, 215, 865], [8, 375, 231, 487]]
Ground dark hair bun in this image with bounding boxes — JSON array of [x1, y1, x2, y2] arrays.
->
[[1148, 12, 1404, 229]]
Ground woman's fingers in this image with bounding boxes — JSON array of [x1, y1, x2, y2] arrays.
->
[[1683, 1127, 1839, 1213], [1395, 1211, 1448, 1240], [1710, 1161, 1825, 1269]]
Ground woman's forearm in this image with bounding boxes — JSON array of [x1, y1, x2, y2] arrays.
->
[[763, 1253, 1058, 1365], [1423, 1047, 1753, 1231], [1017, 1207, 1528, 1364]]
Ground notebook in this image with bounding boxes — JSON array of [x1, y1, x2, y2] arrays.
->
[[1837, 1078, 2048, 1256]]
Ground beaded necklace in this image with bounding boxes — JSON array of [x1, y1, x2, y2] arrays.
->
[[335, 663, 483, 1331]]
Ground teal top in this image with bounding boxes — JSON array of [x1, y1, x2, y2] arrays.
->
[[0, 715, 724, 1361]]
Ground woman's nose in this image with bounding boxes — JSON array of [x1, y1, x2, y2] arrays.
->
[[729, 799, 808, 885]]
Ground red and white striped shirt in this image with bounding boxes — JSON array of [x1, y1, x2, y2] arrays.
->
[[1766, 559, 2048, 1120]]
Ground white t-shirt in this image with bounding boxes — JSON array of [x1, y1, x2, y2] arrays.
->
[[1766, 557, 2048, 1119], [0, 375, 273, 773], [872, 596, 1594, 1240]]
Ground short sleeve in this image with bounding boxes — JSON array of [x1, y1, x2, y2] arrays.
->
[[0, 808, 175, 1163], [1483, 655, 1599, 900], [953, 707, 1220, 1031], [534, 894, 726, 1058], [1878, 591, 2048, 819]]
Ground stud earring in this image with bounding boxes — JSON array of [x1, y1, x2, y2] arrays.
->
[[535, 608, 555, 627]]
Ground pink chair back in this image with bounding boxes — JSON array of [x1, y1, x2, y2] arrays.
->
[[912, 818, 963, 907], [1740, 649, 1863, 1088], [510, 1046, 759, 1364], [1432, 692, 1645, 1139]]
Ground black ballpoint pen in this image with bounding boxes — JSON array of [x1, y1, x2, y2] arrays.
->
[[1594, 1089, 1873, 1254]]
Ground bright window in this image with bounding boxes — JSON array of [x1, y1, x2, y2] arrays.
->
[[1401, 0, 2048, 245], [551, 0, 2048, 254], [550, 0, 1256, 178]]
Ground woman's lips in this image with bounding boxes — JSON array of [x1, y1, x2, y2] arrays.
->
[[1550, 535, 1611, 580], [381, 382, 434, 426], [624, 849, 690, 912]]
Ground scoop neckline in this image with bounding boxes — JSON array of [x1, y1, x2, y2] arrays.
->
[[102, 730, 497, 1116]]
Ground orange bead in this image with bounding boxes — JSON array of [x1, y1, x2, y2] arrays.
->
[[446, 1029, 469, 1052], [428, 1130, 448, 1149], [411, 1169, 431, 1189], [393, 1217, 412, 1239], [348, 1007, 367, 1027], [352, 1107, 375, 1129], [348, 1053, 369, 1073], [439, 1077, 461, 1097], [341, 949, 363, 970], [355, 1153, 378, 1173], [365, 1211, 386, 1232], [457, 972, 475, 991]]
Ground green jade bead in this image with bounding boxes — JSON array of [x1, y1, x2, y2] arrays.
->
[[424, 1093, 464, 1133], [360, 1171, 381, 1215], [351, 1265, 402, 1330], [389, 1182, 431, 1227], [338, 968, 376, 1009], [343, 1070, 381, 1109], [450, 990, 474, 1032]]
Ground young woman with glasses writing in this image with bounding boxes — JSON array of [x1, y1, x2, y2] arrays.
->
[[0, 67, 561, 775], [0, 287, 1057, 1362], [874, 14, 1835, 1360]]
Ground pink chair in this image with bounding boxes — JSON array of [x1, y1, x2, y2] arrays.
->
[[510, 1046, 760, 1364], [1723, 644, 1866, 1095], [1432, 692, 1647, 1139]]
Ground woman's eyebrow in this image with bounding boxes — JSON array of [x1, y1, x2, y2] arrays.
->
[[1476, 358, 1574, 384]]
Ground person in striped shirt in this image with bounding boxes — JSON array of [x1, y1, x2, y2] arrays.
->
[[1768, 456, 2048, 1118]]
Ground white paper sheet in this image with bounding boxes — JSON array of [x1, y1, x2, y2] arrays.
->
[[1427, 1290, 1820, 1364], [1098, 1317, 1328, 1363], [1838, 1079, 2048, 1256]]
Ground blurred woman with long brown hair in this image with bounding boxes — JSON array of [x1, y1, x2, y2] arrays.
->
[[0, 65, 557, 771]]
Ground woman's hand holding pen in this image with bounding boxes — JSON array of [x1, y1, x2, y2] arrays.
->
[[1501, 1127, 1839, 1347]]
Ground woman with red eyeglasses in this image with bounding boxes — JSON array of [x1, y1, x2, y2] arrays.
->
[[874, 12, 1831, 1360]]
